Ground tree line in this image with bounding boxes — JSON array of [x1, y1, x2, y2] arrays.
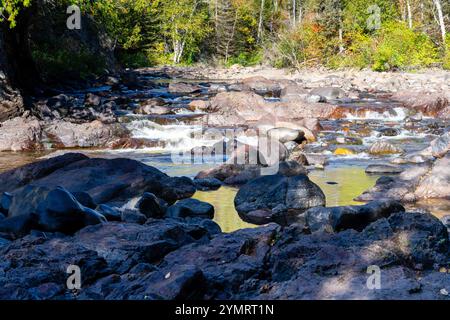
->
[[1, 0, 449, 71]]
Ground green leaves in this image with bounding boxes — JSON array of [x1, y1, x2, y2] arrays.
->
[[0, 0, 31, 27]]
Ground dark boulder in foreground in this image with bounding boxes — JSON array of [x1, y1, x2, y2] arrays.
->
[[35, 187, 106, 233], [135, 193, 168, 219], [0, 153, 196, 205], [0, 186, 106, 237], [302, 200, 405, 232], [1, 209, 447, 300], [166, 199, 214, 219], [234, 173, 325, 225]]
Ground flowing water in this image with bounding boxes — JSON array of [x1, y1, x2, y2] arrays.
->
[[0, 76, 448, 232]]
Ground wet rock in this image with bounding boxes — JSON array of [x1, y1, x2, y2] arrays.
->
[[302, 200, 405, 232], [386, 211, 449, 266], [44, 120, 129, 148], [0, 214, 34, 238], [414, 154, 450, 199], [334, 148, 355, 156], [0, 192, 12, 215], [357, 154, 449, 202], [0, 152, 88, 193], [267, 127, 305, 143], [310, 87, 346, 100], [85, 93, 101, 106], [441, 215, 450, 233], [304, 154, 327, 167], [135, 192, 168, 219], [108, 137, 164, 150], [188, 100, 210, 112], [8, 185, 51, 218], [96, 204, 122, 222], [307, 94, 325, 103], [75, 219, 216, 273], [328, 200, 405, 232], [206, 91, 266, 126], [34, 187, 106, 234], [122, 210, 147, 225], [391, 91, 449, 118], [430, 132, 450, 158], [168, 82, 201, 94], [0, 117, 42, 151], [166, 199, 214, 220], [72, 191, 96, 209], [277, 161, 307, 176], [240, 76, 282, 96], [280, 84, 309, 102], [334, 136, 363, 145], [287, 146, 309, 165], [135, 105, 172, 115], [193, 178, 222, 191], [227, 140, 288, 167], [369, 140, 404, 155], [235, 173, 325, 225], [378, 127, 400, 137], [196, 164, 262, 186], [365, 164, 404, 174], [0, 153, 196, 206], [391, 154, 431, 164], [0, 234, 109, 299]]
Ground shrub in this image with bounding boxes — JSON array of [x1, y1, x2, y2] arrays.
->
[[443, 36, 450, 70], [32, 44, 106, 81], [370, 22, 438, 71]]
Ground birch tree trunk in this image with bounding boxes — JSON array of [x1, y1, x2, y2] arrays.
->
[[257, 0, 265, 42], [433, 0, 446, 43], [406, 0, 413, 29]]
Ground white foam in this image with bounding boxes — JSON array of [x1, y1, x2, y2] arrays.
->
[[345, 107, 409, 121]]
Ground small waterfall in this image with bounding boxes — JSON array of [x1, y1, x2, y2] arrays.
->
[[126, 120, 221, 152], [345, 107, 410, 121]]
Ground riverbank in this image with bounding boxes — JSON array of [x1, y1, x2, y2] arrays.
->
[[0, 67, 449, 300]]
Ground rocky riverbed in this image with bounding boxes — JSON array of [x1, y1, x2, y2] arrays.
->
[[0, 67, 449, 300]]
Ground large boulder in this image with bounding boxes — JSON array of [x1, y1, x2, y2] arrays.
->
[[135, 192, 168, 219], [267, 127, 305, 143], [35, 187, 106, 234], [166, 199, 215, 219], [0, 153, 88, 193], [0, 153, 196, 206], [168, 82, 201, 94], [0, 117, 42, 151], [310, 87, 346, 100], [391, 91, 449, 118], [302, 200, 405, 232], [430, 132, 450, 158], [414, 154, 450, 199], [44, 120, 129, 148], [0, 185, 106, 236], [369, 140, 404, 155], [357, 154, 450, 203], [280, 84, 309, 102], [239, 76, 282, 96], [234, 173, 325, 225]]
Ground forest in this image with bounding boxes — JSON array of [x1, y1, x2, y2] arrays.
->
[[1, 0, 449, 73]]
